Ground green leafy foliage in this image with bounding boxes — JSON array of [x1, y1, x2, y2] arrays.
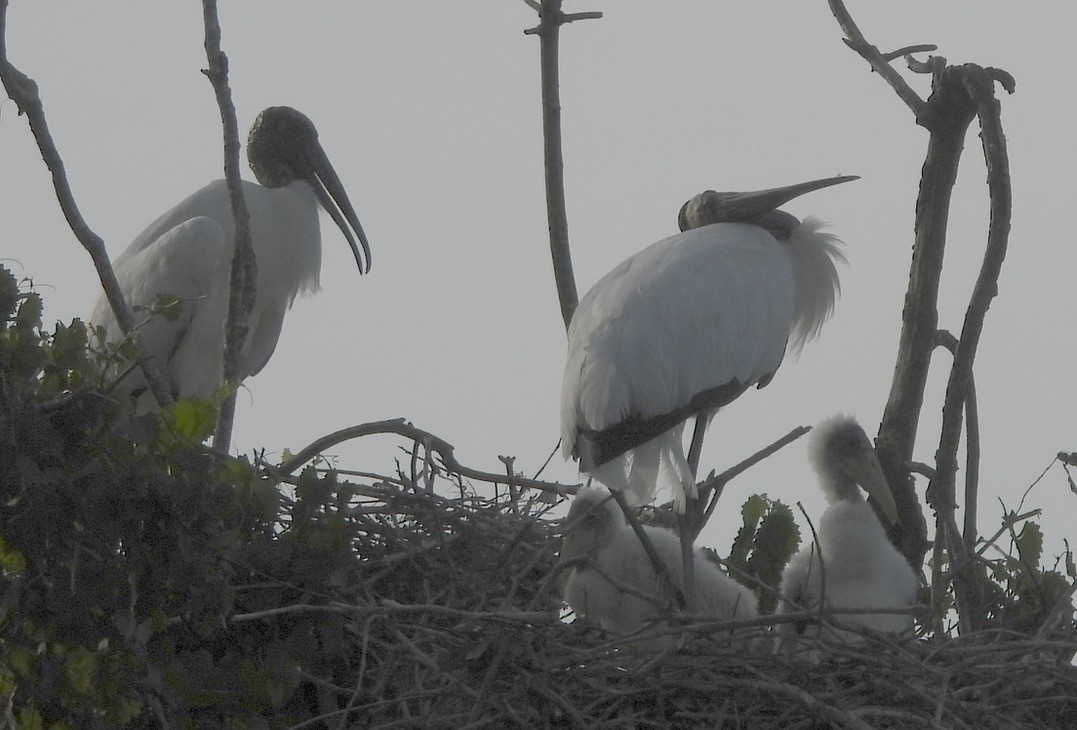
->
[[165, 397, 218, 443], [138, 293, 185, 324], [974, 513, 1076, 635], [1, 267, 1073, 726], [727, 494, 800, 614], [0, 267, 567, 726], [0, 267, 306, 726]]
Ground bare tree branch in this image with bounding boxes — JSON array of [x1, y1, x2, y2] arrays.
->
[[0, 0, 174, 410], [202, 0, 255, 451], [935, 330, 981, 552], [693, 425, 812, 540], [273, 418, 578, 496], [927, 69, 1013, 539], [925, 67, 1012, 632], [635, 426, 810, 542], [831, 4, 985, 571], [881, 44, 938, 62], [608, 489, 688, 612], [523, 0, 602, 330], [908, 461, 937, 480], [827, 0, 931, 120]]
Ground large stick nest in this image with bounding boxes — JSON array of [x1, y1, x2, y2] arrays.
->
[[259, 467, 1077, 729]]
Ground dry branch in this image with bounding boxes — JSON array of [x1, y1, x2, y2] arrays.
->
[[0, 0, 175, 410], [523, 0, 602, 331], [694, 425, 811, 539], [936, 329, 982, 552], [247, 469, 1077, 728], [201, 0, 255, 450], [827, 0, 932, 119], [828, 3, 1014, 584], [271, 417, 578, 496], [926, 67, 1014, 633]]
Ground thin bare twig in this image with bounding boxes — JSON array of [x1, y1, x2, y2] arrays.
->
[[523, 0, 602, 330], [231, 599, 552, 626], [798, 502, 828, 635], [609, 489, 688, 611], [827, 0, 930, 120], [273, 418, 578, 496], [0, 0, 174, 409], [202, 0, 255, 450], [693, 425, 811, 540], [881, 44, 938, 62], [972, 508, 1041, 560]]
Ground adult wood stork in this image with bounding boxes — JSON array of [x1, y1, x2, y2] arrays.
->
[[561, 176, 853, 510], [776, 415, 918, 648], [561, 487, 757, 643], [89, 106, 370, 408]]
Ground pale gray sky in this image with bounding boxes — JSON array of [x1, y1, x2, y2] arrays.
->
[[2, 2, 1074, 564]]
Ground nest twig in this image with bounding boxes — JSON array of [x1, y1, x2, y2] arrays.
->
[[234, 451, 1077, 729]]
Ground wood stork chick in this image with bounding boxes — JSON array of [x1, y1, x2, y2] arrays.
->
[[777, 415, 918, 646], [561, 177, 853, 510], [90, 106, 371, 409], [561, 488, 757, 642]]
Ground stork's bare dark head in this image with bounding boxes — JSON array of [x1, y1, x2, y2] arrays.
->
[[816, 416, 874, 464], [809, 415, 899, 524], [247, 106, 372, 274], [678, 175, 859, 238], [247, 107, 317, 188]]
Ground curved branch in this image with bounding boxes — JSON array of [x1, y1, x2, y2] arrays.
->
[[935, 330, 981, 551], [926, 70, 1011, 633], [523, 0, 602, 331], [827, 0, 930, 120], [202, 0, 255, 450], [881, 44, 938, 62], [834, 26, 981, 568], [273, 418, 578, 496], [0, 0, 174, 409], [926, 71, 1012, 517]]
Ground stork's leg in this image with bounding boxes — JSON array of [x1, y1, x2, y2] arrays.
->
[[687, 414, 708, 477], [212, 391, 237, 452], [680, 413, 709, 618], [676, 510, 696, 614]]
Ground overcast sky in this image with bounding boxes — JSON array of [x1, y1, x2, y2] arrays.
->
[[2, 2, 1074, 565]]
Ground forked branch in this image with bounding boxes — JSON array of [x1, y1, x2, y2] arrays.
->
[[830, 1, 985, 573], [829, 1, 1015, 636], [827, 0, 934, 120], [926, 69, 1012, 631]]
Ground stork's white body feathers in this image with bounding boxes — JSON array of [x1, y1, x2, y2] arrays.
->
[[89, 107, 370, 410], [563, 525, 758, 637], [561, 218, 842, 509], [777, 415, 918, 648], [778, 500, 918, 639], [562, 489, 757, 642], [90, 180, 323, 403]]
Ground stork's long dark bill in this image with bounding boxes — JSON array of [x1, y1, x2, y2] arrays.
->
[[852, 451, 900, 525], [306, 143, 372, 274], [679, 175, 859, 232]]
